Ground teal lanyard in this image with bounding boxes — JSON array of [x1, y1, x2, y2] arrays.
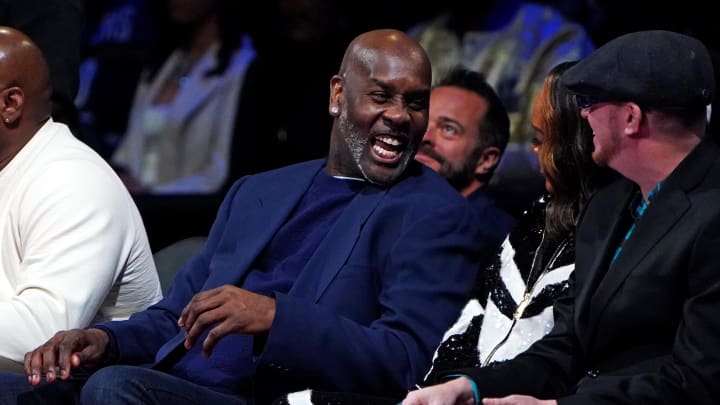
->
[[610, 182, 662, 265]]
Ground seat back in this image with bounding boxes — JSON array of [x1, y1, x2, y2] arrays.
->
[[153, 236, 207, 294]]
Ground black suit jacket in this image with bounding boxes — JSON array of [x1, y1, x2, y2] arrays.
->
[[442, 136, 720, 404]]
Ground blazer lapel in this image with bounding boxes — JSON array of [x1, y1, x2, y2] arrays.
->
[[588, 190, 689, 324], [289, 183, 388, 302], [204, 163, 323, 288], [574, 182, 633, 341]]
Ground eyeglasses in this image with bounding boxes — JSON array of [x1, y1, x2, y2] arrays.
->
[[575, 94, 602, 109]]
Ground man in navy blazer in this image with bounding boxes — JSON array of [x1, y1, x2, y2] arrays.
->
[[403, 30, 720, 405], [3, 29, 506, 404]]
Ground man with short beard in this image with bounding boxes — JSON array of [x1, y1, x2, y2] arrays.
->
[[415, 67, 516, 234], [1, 29, 504, 405]]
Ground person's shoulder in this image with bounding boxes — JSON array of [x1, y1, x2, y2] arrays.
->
[[252, 159, 324, 179], [476, 191, 517, 228], [21, 122, 131, 200], [585, 177, 633, 205], [387, 162, 469, 205], [672, 137, 720, 195], [224, 159, 324, 195], [576, 177, 633, 225], [39, 120, 110, 160]]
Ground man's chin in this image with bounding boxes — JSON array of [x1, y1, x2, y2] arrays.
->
[[362, 162, 407, 186]]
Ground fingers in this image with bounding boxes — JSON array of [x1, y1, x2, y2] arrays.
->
[[179, 287, 223, 330], [23, 329, 104, 385], [184, 306, 223, 350], [484, 397, 516, 405], [40, 339, 61, 383], [482, 395, 551, 405], [24, 350, 42, 386], [201, 319, 233, 358], [179, 286, 275, 354], [24, 337, 59, 385], [401, 390, 422, 405], [56, 333, 81, 380]]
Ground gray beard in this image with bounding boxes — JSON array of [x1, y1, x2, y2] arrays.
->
[[337, 107, 416, 185], [338, 111, 369, 180]]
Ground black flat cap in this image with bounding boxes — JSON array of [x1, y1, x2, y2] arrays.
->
[[562, 30, 715, 109]]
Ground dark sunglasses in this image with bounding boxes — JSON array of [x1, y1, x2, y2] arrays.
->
[[575, 94, 602, 109]]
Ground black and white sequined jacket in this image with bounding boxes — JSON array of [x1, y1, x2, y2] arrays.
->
[[425, 194, 574, 382]]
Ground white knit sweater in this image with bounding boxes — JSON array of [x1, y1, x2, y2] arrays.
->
[[0, 119, 162, 362]]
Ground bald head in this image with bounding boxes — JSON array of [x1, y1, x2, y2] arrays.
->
[[339, 29, 431, 83], [0, 26, 52, 126]]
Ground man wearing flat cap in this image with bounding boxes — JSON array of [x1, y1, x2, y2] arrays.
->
[[402, 30, 720, 405]]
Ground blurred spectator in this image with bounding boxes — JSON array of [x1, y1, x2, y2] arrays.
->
[[111, 0, 254, 195], [76, 0, 163, 159]]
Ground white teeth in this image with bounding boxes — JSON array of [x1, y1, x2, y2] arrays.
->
[[373, 144, 399, 158], [378, 136, 400, 146]]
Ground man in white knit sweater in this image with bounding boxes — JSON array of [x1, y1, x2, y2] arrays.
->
[[0, 26, 162, 371]]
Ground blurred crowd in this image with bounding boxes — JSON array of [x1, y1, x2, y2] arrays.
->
[[72, 0, 720, 250]]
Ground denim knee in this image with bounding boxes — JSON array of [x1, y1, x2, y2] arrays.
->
[[80, 365, 147, 404]]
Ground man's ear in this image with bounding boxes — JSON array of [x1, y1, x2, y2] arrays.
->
[[328, 75, 343, 116], [1, 86, 23, 126], [475, 146, 501, 176], [624, 102, 644, 138]]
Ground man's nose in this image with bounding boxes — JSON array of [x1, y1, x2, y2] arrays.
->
[[382, 103, 411, 129], [421, 124, 436, 144]]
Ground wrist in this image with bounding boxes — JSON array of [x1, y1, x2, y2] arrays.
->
[[447, 375, 480, 405]]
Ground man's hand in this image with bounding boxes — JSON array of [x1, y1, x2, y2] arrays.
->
[[483, 395, 557, 405], [178, 285, 276, 358], [402, 376, 476, 405], [23, 328, 109, 386]]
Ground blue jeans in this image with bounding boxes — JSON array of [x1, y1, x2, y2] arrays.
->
[[80, 366, 248, 405], [0, 366, 249, 405], [0, 371, 34, 404]]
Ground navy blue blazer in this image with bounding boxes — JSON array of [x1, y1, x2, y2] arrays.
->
[[98, 160, 507, 398], [466, 189, 516, 241]]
